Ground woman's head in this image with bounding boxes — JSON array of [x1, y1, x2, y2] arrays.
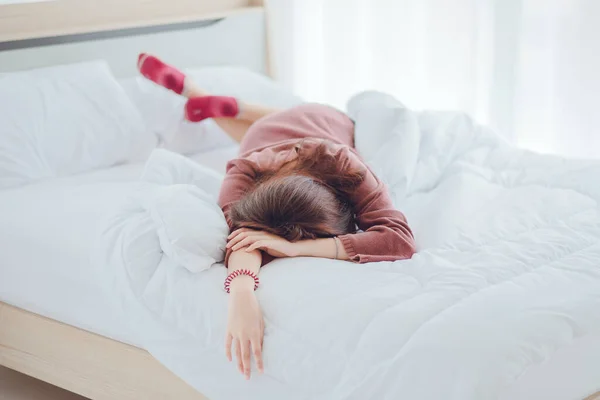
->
[[229, 174, 354, 241], [228, 141, 365, 241]]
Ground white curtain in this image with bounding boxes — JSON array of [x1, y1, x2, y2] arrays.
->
[[268, 0, 600, 159]]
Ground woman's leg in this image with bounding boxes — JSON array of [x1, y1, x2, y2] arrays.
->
[[184, 82, 281, 142], [138, 53, 280, 143]]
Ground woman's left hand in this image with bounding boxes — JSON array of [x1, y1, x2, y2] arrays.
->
[[227, 229, 299, 258]]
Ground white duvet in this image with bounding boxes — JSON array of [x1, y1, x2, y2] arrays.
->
[[95, 92, 600, 400]]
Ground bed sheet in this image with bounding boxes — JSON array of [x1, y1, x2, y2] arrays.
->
[[100, 91, 600, 400], [1, 107, 599, 399], [0, 146, 238, 346], [499, 334, 600, 400]]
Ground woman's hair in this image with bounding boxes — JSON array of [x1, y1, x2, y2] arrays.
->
[[228, 141, 365, 241]]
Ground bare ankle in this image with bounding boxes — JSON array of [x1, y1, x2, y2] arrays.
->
[[183, 78, 208, 98]]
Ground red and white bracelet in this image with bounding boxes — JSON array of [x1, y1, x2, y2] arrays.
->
[[224, 269, 260, 293]]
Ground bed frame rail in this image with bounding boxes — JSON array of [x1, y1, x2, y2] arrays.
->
[[0, 302, 206, 400]]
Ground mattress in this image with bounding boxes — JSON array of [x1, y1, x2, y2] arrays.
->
[[0, 145, 598, 399], [500, 333, 600, 400], [96, 91, 600, 400], [1, 100, 599, 398], [0, 146, 238, 346]]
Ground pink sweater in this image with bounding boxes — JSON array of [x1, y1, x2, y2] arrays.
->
[[218, 104, 416, 264]]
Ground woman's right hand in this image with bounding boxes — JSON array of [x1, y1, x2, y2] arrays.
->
[[225, 285, 265, 379]]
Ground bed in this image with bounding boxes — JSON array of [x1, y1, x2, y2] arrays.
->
[[0, 148, 238, 399], [0, 147, 238, 348], [0, 1, 262, 399], [1, 1, 599, 400]]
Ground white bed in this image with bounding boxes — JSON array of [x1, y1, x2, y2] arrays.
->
[[0, 4, 269, 399], [95, 94, 599, 400], [0, 1, 599, 400], [500, 334, 600, 400], [0, 146, 238, 347], [1, 143, 599, 400]]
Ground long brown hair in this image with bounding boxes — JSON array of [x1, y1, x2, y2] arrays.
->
[[228, 140, 365, 241]]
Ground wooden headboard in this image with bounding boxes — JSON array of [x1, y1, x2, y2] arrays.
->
[[0, 0, 263, 42], [0, 0, 271, 77]]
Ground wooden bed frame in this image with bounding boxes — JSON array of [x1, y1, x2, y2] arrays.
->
[[0, 1, 268, 399], [0, 302, 205, 399], [0, 0, 265, 43]]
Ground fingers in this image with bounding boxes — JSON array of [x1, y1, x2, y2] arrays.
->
[[226, 230, 248, 249], [241, 339, 252, 380], [230, 336, 264, 378], [227, 230, 261, 249], [227, 229, 278, 250], [246, 240, 266, 252], [231, 236, 259, 252], [251, 337, 264, 374], [230, 233, 270, 251], [225, 333, 233, 362], [235, 340, 243, 375], [228, 228, 248, 240]]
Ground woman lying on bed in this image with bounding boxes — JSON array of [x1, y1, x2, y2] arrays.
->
[[138, 54, 416, 379]]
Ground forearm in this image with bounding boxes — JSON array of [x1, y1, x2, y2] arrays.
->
[[228, 249, 262, 293], [224, 248, 265, 378], [295, 237, 349, 260], [337, 229, 416, 263]]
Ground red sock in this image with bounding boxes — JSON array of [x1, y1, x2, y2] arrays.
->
[[185, 96, 240, 122], [137, 53, 186, 95]]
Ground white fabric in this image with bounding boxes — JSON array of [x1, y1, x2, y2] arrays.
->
[[0, 146, 238, 346], [97, 91, 600, 399], [0, 162, 145, 345], [120, 66, 303, 155], [141, 149, 228, 273], [498, 334, 600, 400], [0, 61, 155, 189], [268, 0, 600, 159]]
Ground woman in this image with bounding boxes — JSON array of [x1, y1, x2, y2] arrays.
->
[[138, 54, 416, 379]]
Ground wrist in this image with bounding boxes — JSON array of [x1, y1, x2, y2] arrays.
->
[[293, 240, 310, 257], [230, 286, 255, 296], [228, 275, 255, 294]]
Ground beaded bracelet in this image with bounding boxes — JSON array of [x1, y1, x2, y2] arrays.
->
[[224, 269, 260, 293]]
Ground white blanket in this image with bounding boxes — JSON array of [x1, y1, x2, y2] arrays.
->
[[95, 92, 600, 400]]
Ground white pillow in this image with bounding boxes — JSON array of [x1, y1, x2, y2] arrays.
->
[[141, 149, 228, 272], [347, 91, 421, 200], [141, 148, 223, 198], [0, 61, 156, 189], [120, 66, 303, 155]]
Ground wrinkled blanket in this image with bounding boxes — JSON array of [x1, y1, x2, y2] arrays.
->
[[95, 92, 600, 400]]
